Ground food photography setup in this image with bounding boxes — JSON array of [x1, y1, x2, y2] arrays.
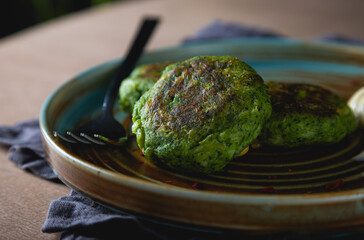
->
[[1, 0, 364, 239]]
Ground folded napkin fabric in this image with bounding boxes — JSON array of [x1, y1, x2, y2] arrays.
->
[[317, 33, 364, 46], [1, 19, 363, 240], [0, 119, 58, 181], [41, 190, 232, 240], [41, 190, 335, 240], [183, 20, 364, 46], [183, 20, 281, 43]]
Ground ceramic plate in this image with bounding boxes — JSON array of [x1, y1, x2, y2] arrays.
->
[[40, 38, 364, 235]]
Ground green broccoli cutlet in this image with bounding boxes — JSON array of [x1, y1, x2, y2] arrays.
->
[[119, 61, 172, 114], [132, 56, 272, 175], [258, 82, 358, 148]]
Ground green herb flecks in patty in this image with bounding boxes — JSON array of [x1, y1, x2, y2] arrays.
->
[[119, 61, 172, 114], [132, 56, 272, 175], [259, 82, 358, 148]]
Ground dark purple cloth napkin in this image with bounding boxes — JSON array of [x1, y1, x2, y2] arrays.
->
[[42, 190, 230, 240], [182, 20, 281, 43], [0, 119, 58, 181], [1, 20, 363, 240], [183, 20, 364, 46]]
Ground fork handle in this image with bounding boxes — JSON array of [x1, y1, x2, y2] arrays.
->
[[102, 17, 159, 115]]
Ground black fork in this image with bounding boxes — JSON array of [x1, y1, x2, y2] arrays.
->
[[54, 17, 159, 146]]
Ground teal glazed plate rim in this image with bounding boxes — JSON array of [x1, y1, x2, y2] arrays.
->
[[40, 38, 364, 234]]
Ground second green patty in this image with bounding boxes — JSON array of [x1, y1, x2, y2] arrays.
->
[[132, 56, 272, 174], [119, 61, 172, 114], [258, 82, 358, 148]]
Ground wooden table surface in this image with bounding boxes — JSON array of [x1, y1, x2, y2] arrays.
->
[[1, 0, 364, 239]]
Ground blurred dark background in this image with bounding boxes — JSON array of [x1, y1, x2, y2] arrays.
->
[[0, 0, 122, 39]]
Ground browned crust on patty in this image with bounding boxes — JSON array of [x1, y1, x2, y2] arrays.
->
[[146, 56, 262, 131], [267, 82, 342, 117]]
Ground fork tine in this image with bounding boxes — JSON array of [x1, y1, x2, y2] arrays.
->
[[54, 131, 92, 144], [79, 133, 106, 145], [66, 131, 92, 144], [53, 131, 78, 144]]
